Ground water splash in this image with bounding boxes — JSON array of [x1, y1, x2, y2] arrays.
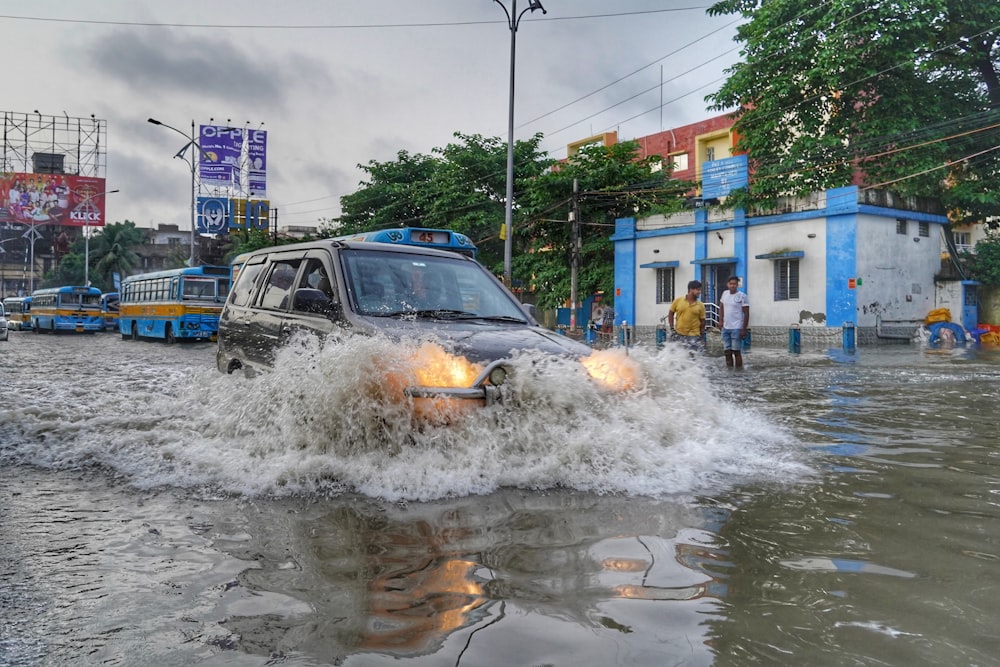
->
[[0, 333, 811, 501]]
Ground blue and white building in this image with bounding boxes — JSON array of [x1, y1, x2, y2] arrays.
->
[[611, 184, 978, 346]]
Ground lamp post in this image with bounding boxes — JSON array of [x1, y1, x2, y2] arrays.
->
[[147, 118, 205, 267], [80, 188, 119, 286], [494, 0, 546, 286]]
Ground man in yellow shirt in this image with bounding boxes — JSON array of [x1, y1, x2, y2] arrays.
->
[[667, 280, 706, 351]]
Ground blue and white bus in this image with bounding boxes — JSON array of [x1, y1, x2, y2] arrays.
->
[[118, 266, 231, 343], [29, 286, 104, 333], [100, 292, 119, 332], [2, 296, 32, 331], [331, 227, 478, 258]]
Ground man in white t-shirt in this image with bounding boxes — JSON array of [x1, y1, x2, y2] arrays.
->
[[718, 276, 749, 369]]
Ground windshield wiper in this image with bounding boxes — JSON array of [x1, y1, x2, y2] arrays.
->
[[365, 308, 470, 319], [450, 314, 527, 323]]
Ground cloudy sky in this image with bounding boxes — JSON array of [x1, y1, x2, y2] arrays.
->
[[2, 1, 742, 232]]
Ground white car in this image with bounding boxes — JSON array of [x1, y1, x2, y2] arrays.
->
[[0, 303, 8, 341]]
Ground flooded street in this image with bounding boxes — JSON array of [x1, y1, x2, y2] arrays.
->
[[1, 332, 999, 666]]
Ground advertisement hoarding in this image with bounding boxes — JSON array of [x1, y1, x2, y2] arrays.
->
[[0, 173, 109, 227], [198, 125, 242, 187], [196, 197, 270, 234], [247, 130, 267, 196]]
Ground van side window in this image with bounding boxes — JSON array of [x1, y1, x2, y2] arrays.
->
[[300, 258, 336, 299], [259, 260, 301, 310], [229, 262, 266, 307]]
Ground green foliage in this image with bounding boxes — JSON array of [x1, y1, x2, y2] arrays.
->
[[518, 141, 691, 309], [325, 133, 550, 271], [225, 228, 286, 263], [43, 252, 85, 288], [328, 134, 690, 309], [89, 221, 144, 289], [967, 232, 1000, 286], [706, 0, 1000, 225]]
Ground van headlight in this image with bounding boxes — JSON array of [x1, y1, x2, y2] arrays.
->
[[580, 349, 641, 391]]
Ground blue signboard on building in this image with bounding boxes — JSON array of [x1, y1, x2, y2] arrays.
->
[[702, 155, 748, 198]]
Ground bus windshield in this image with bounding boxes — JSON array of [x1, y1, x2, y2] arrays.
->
[[182, 276, 227, 300]]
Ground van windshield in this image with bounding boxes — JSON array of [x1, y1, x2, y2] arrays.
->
[[340, 249, 526, 321]]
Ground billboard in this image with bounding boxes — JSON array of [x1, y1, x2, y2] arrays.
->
[[198, 125, 242, 187], [0, 173, 109, 227], [197, 197, 270, 234], [247, 130, 267, 195]]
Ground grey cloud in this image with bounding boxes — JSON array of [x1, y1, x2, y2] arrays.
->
[[77, 28, 334, 111]]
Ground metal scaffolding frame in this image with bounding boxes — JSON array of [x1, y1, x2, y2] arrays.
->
[[2, 110, 106, 177], [1, 110, 108, 295]]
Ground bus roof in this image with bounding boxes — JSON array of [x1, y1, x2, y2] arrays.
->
[[121, 266, 231, 284]]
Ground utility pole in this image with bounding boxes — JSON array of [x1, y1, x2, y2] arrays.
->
[[570, 178, 580, 333]]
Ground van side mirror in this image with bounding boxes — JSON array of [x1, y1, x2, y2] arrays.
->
[[522, 302, 539, 322]]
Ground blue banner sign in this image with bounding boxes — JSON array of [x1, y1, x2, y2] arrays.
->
[[702, 154, 748, 198]]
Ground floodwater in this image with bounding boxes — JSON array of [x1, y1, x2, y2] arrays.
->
[[1, 332, 998, 666]]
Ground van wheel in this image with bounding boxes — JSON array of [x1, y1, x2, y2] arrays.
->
[[164, 324, 176, 344]]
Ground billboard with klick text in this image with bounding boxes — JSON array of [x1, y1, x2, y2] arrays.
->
[[0, 173, 109, 227]]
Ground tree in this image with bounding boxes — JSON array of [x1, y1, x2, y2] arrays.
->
[[89, 221, 144, 289], [966, 231, 1000, 285], [518, 141, 691, 309], [224, 228, 291, 263], [706, 0, 1000, 225], [327, 134, 691, 308], [327, 149, 441, 237], [325, 133, 550, 271]]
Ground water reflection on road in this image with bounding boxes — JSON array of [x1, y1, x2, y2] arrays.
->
[[1, 334, 999, 665]]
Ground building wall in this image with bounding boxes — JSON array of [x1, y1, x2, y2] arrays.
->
[[746, 218, 828, 327], [631, 114, 735, 183], [615, 186, 953, 344], [855, 214, 940, 326]]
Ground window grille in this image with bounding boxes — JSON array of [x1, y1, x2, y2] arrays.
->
[[655, 268, 675, 304], [774, 259, 800, 301]]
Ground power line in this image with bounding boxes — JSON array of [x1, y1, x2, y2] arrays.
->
[[0, 8, 713, 30]]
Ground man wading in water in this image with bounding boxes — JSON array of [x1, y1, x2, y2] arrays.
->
[[667, 280, 706, 352]]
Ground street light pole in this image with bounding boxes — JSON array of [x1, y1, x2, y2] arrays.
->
[[148, 118, 203, 267], [494, 0, 546, 287], [81, 188, 119, 286]]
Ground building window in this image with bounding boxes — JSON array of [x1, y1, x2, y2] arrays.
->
[[168, 237, 180, 246], [705, 147, 716, 161], [774, 259, 800, 301], [671, 152, 688, 171], [918, 222, 929, 237], [896, 219, 907, 235], [656, 268, 675, 304]]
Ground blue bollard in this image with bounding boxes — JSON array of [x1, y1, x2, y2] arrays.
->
[[789, 324, 801, 354], [656, 327, 667, 347], [842, 321, 856, 352]]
